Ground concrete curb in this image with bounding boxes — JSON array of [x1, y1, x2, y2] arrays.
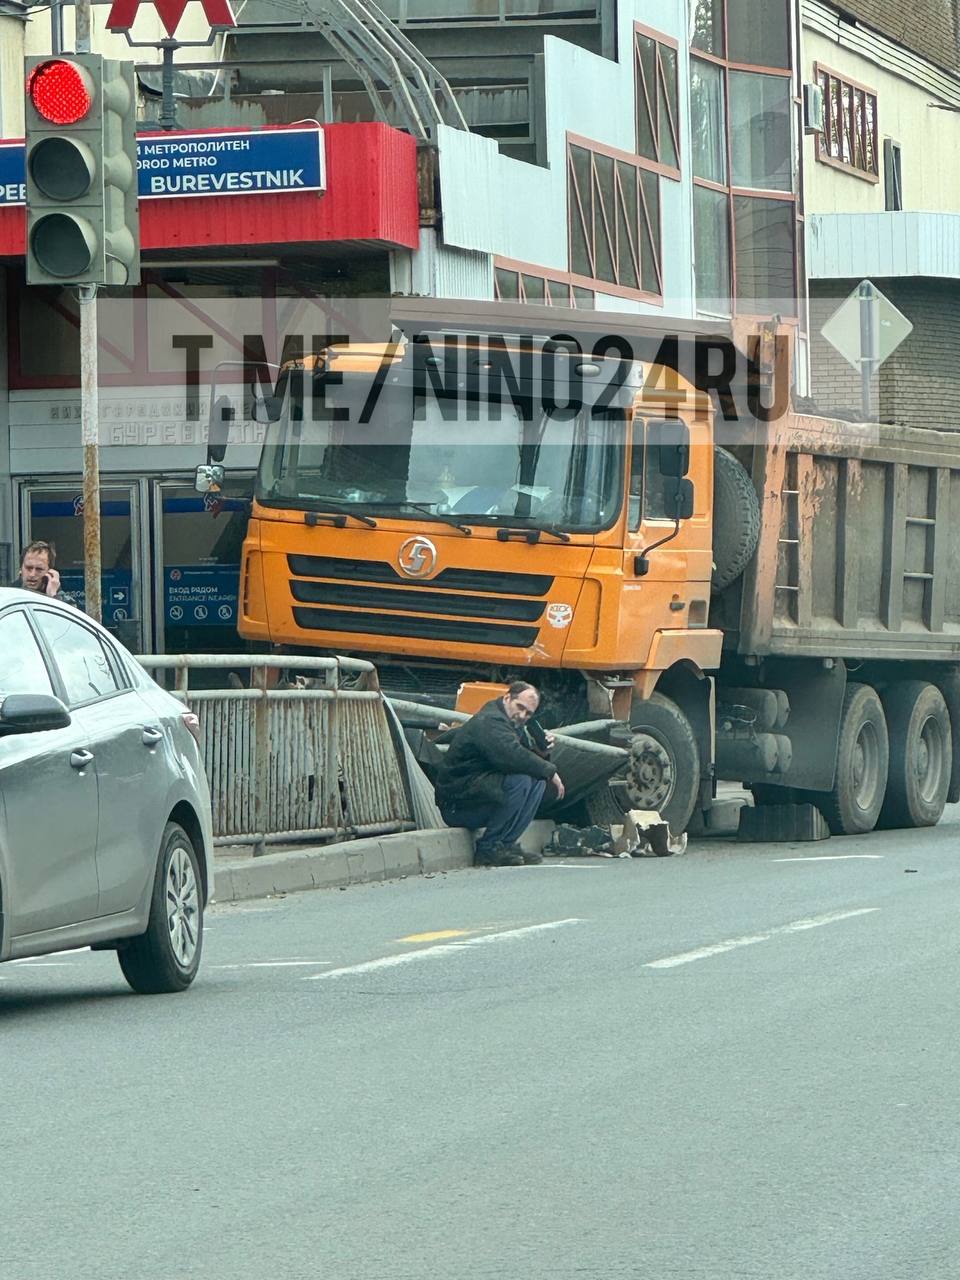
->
[[211, 827, 476, 904]]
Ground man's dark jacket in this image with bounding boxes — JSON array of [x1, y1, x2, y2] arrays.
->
[[434, 697, 557, 814]]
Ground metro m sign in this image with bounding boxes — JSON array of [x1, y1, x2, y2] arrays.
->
[[106, 0, 236, 37]]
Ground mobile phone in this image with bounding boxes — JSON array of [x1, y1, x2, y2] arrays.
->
[[39, 574, 49, 592]]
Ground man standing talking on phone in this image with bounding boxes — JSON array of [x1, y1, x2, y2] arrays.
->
[[11, 541, 66, 598]]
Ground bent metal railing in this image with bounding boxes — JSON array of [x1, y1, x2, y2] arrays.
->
[[137, 655, 415, 852]]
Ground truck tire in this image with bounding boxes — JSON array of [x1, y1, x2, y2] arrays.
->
[[812, 684, 889, 835], [712, 447, 761, 592], [877, 682, 952, 829], [586, 693, 700, 835]]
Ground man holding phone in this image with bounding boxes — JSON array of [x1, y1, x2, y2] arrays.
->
[[434, 680, 565, 867], [12, 541, 65, 597]]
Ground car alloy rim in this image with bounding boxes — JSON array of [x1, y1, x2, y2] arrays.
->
[[166, 844, 200, 968]]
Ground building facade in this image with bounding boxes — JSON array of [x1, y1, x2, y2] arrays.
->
[[803, 0, 960, 428], [0, 0, 806, 650]]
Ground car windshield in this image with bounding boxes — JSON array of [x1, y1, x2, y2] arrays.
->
[[256, 382, 625, 534]]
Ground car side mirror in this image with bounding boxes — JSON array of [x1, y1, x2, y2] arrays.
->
[[0, 693, 71, 735]]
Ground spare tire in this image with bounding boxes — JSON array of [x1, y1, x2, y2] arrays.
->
[[712, 447, 761, 591]]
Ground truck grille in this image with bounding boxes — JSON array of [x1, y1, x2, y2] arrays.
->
[[292, 608, 539, 648], [287, 554, 552, 648], [288, 555, 553, 597]]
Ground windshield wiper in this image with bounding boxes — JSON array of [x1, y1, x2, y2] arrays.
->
[[301, 500, 377, 528], [373, 503, 473, 536], [466, 515, 572, 544]]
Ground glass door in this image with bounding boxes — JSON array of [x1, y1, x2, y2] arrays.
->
[[153, 478, 252, 655], [20, 481, 149, 652]]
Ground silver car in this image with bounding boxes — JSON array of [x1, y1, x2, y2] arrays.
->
[[0, 588, 214, 993]]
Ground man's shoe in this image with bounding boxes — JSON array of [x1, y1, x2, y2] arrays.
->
[[503, 842, 543, 864], [475, 844, 524, 867]]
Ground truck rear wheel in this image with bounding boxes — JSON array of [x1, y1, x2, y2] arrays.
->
[[586, 693, 700, 835], [812, 683, 889, 835], [877, 682, 951, 829]]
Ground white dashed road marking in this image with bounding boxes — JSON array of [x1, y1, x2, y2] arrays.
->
[[773, 855, 884, 862], [305, 919, 585, 980], [645, 907, 880, 969]]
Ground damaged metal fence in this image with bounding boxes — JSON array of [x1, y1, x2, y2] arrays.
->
[[138, 655, 415, 851]]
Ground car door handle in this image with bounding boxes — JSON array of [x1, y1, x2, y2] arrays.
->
[[142, 726, 164, 747], [70, 749, 94, 770]]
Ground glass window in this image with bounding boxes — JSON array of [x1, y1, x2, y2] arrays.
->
[[691, 0, 724, 56], [733, 195, 796, 314], [568, 142, 662, 296], [635, 34, 679, 170], [694, 185, 731, 313], [817, 68, 879, 178], [495, 268, 519, 301], [690, 59, 727, 184], [729, 72, 792, 191], [34, 611, 121, 706], [0, 611, 54, 696], [727, 0, 788, 68], [257, 383, 625, 534]]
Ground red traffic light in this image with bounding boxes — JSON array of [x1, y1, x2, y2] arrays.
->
[[26, 60, 93, 126]]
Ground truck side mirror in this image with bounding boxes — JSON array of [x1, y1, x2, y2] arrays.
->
[[674, 478, 695, 520], [195, 463, 225, 495], [207, 396, 234, 464], [658, 438, 690, 478]]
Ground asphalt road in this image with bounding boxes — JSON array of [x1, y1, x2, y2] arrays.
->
[[3, 810, 960, 1280]]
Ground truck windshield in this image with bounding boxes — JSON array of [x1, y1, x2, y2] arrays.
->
[[256, 385, 624, 534]]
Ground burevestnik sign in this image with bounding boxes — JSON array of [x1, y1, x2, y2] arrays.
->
[[0, 126, 324, 207]]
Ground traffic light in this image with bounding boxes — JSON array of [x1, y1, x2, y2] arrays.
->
[[24, 54, 140, 287]]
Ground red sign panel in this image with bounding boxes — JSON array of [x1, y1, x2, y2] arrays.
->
[[106, 0, 236, 38]]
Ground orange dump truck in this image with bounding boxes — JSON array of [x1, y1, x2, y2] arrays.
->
[[199, 333, 960, 836]]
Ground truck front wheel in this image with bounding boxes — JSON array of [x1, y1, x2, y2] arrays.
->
[[586, 693, 700, 834], [813, 683, 889, 835], [877, 682, 951, 829]]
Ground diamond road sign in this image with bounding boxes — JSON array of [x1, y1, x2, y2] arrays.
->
[[821, 280, 913, 371]]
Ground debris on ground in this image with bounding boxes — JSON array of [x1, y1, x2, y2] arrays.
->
[[544, 811, 687, 858]]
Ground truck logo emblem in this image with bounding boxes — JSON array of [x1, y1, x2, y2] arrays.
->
[[398, 536, 438, 578], [547, 603, 573, 629]]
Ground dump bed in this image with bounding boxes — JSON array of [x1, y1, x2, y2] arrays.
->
[[734, 414, 960, 662]]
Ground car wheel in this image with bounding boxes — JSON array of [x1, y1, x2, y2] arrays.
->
[[118, 822, 204, 994]]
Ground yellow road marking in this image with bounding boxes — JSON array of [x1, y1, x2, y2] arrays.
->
[[397, 929, 472, 944]]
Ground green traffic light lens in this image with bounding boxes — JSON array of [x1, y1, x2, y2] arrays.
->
[[30, 213, 96, 279], [28, 137, 95, 202]]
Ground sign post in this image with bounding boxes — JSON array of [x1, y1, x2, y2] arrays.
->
[[821, 279, 914, 423]]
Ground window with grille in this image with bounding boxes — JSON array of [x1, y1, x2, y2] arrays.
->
[[816, 65, 879, 181], [567, 139, 662, 298], [493, 264, 595, 309], [634, 28, 680, 171]]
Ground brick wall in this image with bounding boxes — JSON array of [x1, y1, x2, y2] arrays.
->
[[808, 279, 960, 430], [834, 1, 960, 74]]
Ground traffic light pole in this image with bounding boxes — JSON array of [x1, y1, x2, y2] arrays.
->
[[79, 284, 102, 623], [74, 2, 103, 622]]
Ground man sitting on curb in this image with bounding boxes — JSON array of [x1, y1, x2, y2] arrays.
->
[[435, 681, 565, 867]]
